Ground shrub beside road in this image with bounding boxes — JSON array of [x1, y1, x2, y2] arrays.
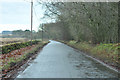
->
[[0, 40, 49, 78]]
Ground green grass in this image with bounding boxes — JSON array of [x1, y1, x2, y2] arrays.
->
[[67, 40, 119, 67], [0, 66, 2, 70]]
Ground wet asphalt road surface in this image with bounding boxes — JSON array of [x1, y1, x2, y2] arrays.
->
[[17, 40, 118, 78]]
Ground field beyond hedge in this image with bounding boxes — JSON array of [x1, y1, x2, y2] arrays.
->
[[0, 38, 29, 47]]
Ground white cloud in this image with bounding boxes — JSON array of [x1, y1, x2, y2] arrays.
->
[[0, 0, 38, 3], [0, 0, 119, 3], [0, 0, 24, 2], [36, 0, 120, 2]]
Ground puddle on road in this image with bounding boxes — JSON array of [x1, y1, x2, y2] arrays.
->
[[68, 48, 118, 78], [87, 57, 118, 77]]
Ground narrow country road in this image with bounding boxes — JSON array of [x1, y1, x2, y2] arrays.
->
[[17, 40, 118, 78]]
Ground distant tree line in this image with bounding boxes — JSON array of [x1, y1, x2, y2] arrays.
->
[[12, 30, 31, 38], [43, 22, 72, 40], [12, 29, 46, 39], [41, 2, 119, 44], [2, 29, 44, 40]]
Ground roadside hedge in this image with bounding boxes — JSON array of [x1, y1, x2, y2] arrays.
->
[[1, 40, 40, 54]]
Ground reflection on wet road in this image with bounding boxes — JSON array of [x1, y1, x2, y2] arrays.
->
[[17, 40, 118, 78]]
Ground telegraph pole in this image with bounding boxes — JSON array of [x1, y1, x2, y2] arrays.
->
[[31, 0, 33, 45], [42, 24, 43, 41]]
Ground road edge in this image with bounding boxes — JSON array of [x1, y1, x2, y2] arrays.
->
[[59, 41, 120, 75]]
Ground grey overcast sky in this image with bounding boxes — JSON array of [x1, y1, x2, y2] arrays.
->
[[0, 0, 119, 33], [0, 0, 46, 33]]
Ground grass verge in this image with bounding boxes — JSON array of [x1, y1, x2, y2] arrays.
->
[[1, 41, 49, 78], [64, 40, 120, 70]]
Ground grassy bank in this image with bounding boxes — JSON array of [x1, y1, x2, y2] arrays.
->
[[65, 40, 120, 70], [0, 38, 29, 46], [1, 41, 49, 76]]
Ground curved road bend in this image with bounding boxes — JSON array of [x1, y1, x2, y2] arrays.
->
[[17, 40, 118, 78]]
